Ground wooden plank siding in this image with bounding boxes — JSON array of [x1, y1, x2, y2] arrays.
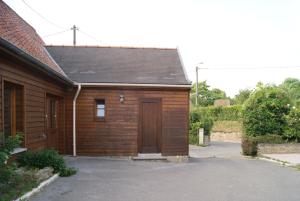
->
[[65, 88, 190, 156], [0, 55, 68, 153], [0, 74, 2, 143]]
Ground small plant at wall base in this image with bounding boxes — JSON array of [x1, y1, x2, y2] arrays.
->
[[0, 134, 22, 166], [241, 135, 258, 156], [17, 149, 77, 177]]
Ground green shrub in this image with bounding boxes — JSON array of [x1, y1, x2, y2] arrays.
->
[[0, 134, 22, 167], [17, 149, 76, 177], [189, 122, 202, 136], [284, 108, 300, 142], [0, 152, 9, 168], [60, 167, 77, 177], [0, 166, 15, 184], [201, 117, 214, 135], [242, 86, 291, 136], [189, 117, 213, 135], [212, 121, 243, 133], [189, 114, 213, 145], [18, 149, 64, 173], [189, 134, 198, 145], [191, 105, 242, 121]]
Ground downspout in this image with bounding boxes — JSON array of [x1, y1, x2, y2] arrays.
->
[[73, 84, 81, 156]]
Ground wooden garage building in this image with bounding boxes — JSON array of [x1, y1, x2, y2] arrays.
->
[[47, 46, 191, 156], [0, 1, 191, 157]]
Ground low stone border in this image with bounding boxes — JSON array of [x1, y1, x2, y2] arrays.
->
[[15, 173, 59, 201], [258, 143, 300, 154]]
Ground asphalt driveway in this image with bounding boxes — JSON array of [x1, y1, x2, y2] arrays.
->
[[31, 142, 300, 201]]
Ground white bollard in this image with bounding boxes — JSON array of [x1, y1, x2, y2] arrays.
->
[[198, 128, 204, 145]]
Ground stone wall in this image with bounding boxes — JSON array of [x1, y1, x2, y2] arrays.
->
[[258, 143, 300, 154], [210, 132, 241, 143]]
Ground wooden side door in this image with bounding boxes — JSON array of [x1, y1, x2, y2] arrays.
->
[[139, 98, 162, 153], [46, 95, 59, 150]]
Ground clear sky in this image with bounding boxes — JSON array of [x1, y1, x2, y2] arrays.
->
[[4, 0, 300, 97]]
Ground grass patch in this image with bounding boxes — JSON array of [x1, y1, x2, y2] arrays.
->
[[296, 165, 300, 171], [212, 121, 243, 133]]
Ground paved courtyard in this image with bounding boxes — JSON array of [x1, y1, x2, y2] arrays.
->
[[31, 142, 300, 201]]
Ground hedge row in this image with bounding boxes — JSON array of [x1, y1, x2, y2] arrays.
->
[[191, 105, 242, 121]]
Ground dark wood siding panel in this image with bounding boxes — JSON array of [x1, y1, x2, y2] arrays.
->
[[76, 89, 138, 156], [0, 57, 67, 152], [65, 88, 189, 156], [161, 92, 189, 155], [57, 97, 65, 153], [65, 90, 75, 154], [0, 75, 2, 143]]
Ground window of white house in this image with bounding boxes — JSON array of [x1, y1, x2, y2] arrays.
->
[[95, 99, 105, 120]]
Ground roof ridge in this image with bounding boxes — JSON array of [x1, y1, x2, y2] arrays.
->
[[45, 45, 176, 50]]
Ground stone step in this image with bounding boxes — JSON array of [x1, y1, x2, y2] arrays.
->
[[132, 153, 167, 161]]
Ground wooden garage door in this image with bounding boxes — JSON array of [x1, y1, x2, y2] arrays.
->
[[139, 98, 162, 153]]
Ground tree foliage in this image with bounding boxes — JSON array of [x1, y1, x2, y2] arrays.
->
[[191, 81, 227, 106], [242, 85, 291, 136], [284, 108, 300, 142], [280, 78, 300, 107], [233, 89, 252, 105]]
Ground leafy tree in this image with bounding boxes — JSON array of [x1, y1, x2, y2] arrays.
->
[[191, 81, 227, 106], [280, 78, 300, 107], [233, 89, 252, 105], [283, 108, 300, 142]]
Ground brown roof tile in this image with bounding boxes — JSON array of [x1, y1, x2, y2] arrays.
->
[[0, 0, 66, 76]]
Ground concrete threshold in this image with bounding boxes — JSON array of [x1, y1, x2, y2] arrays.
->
[[132, 153, 167, 161]]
